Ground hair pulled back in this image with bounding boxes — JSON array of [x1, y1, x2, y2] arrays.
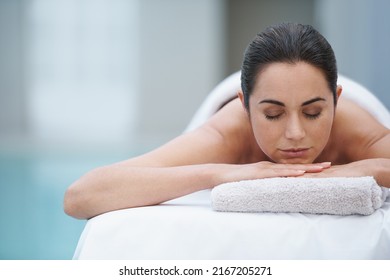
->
[[241, 23, 338, 109]]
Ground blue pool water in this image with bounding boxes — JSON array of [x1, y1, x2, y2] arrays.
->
[[0, 148, 136, 259]]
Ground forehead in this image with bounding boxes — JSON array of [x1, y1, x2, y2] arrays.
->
[[253, 62, 330, 100]]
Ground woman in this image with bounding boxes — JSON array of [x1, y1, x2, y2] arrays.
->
[[64, 23, 390, 219]]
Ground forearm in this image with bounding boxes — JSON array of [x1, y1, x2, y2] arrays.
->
[[303, 158, 390, 187], [64, 161, 325, 219], [371, 158, 390, 188], [64, 164, 220, 219]]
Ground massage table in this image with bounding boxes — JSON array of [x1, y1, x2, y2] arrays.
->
[[73, 73, 390, 259]]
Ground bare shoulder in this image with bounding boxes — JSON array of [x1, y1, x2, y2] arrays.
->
[[332, 97, 390, 161], [123, 98, 261, 167], [205, 98, 263, 163]]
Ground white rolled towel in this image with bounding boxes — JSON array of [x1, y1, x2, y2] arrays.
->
[[211, 177, 388, 215]]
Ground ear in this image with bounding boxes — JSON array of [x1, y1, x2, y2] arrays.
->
[[336, 85, 342, 101], [237, 90, 246, 110]]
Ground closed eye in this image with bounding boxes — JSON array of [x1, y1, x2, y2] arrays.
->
[[265, 113, 283, 121], [304, 112, 321, 120]]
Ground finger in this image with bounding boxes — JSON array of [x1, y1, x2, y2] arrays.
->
[[264, 168, 306, 178], [301, 173, 319, 178], [258, 161, 332, 174], [318, 162, 331, 168], [303, 166, 327, 173], [272, 163, 328, 172], [297, 162, 331, 170]]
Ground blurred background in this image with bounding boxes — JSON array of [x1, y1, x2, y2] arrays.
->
[[1, 0, 389, 259]]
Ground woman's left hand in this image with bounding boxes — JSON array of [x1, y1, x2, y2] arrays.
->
[[303, 160, 370, 178], [303, 158, 389, 188]]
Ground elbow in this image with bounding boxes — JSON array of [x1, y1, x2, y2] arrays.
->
[[64, 181, 91, 220], [64, 167, 114, 219], [64, 167, 108, 219]]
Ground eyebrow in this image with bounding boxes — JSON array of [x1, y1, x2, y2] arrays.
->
[[259, 97, 326, 107]]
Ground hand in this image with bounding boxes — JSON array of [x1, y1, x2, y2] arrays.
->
[[302, 160, 372, 179], [219, 161, 331, 183]]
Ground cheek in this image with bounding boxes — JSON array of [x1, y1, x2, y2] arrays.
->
[[311, 115, 334, 138], [306, 114, 334, 156], [250, 117, 281, 150]]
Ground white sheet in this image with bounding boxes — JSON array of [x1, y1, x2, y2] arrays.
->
[[74, 190, 390, 259]]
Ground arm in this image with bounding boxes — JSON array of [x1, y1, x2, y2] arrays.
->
[[304, 158, 390, 187], [64, 99, 326, 219], [357, 130, 390, 187], [308, 131, 390, 187]]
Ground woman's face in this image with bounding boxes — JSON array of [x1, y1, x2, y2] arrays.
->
[[242, 62, 340, 164]]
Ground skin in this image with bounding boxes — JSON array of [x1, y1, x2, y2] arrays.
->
[[240, 62, 339, 165], [64, 62, 390, 219]]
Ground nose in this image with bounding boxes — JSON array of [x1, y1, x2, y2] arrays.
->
[[284, 115, 305, 140]]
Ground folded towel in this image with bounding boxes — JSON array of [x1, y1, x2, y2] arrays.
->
[[211, 177, 389, 215]]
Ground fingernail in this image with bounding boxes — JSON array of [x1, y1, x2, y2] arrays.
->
[[321, 162, 331, 166]]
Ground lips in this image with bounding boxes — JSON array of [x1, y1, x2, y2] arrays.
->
[[279, 148, 310, 158]]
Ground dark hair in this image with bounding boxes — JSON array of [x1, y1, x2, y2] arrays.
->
[[241, 23, 338, 110]]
